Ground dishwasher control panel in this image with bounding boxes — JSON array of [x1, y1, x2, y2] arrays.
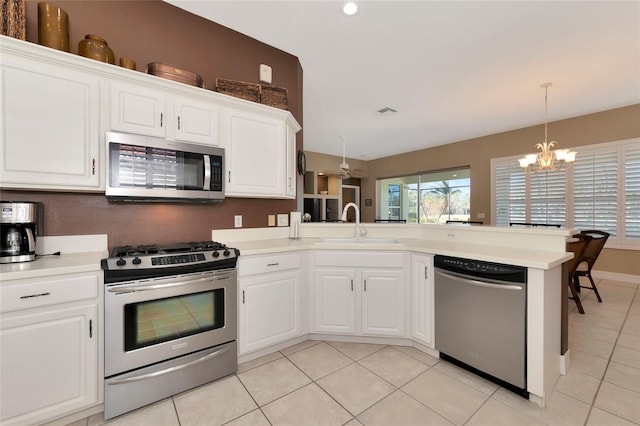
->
[[434, 255, 527, 283]]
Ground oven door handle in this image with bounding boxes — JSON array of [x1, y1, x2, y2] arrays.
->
[[106, 346, 230, 385], [107, 275, 230, 294]]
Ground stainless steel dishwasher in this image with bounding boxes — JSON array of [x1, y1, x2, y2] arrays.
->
[[434, 255, 528, 397]]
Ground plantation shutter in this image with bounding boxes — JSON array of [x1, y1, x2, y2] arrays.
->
[[530, 169, 566, 226], [495, 163, 526, 226], [572, 149, 618, 236], [625, 144, 640, 239]]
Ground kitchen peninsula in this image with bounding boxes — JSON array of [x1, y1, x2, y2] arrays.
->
[[214, 222, 574, 408]]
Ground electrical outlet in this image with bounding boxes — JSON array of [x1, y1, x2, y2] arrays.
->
[[234, 215, 242, 228], [477, 213, 486, 219], [447, 232, 456, 239], [277, 214, 288, 227], [268, 215, 276, 226], [259, 64, 272, 84]]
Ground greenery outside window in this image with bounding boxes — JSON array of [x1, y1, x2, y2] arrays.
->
[[378, 168, 471, 223]]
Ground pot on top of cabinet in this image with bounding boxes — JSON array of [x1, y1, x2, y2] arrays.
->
[[78, 34, 115, 64]]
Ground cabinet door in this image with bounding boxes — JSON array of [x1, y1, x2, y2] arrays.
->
[[0, 56, 100, 189], [314, 268, 356, 334], [239, 270, 301, 354], [225, 108, 287, 198], [411, 254, 434, 346], [174, 95, 220, 145], [0, 304, 98, 426], [110, 81, 166, 137], [361, 269, 405, 336]]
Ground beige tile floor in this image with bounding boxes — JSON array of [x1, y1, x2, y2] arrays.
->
[[75, 278, 638, 426]]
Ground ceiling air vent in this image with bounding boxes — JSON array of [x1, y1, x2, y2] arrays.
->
[[377, 107, 398, 115]]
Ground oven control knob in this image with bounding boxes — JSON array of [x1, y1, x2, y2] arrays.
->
[[132, 257, 142, 265], [116, 258, 126, 267], [212, 250, 220, 258], [223, 249, 230, 257]]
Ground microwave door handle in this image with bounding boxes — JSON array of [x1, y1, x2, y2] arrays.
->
[[203, 155, 211, 190]]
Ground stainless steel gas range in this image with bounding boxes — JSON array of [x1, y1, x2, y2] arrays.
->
[[101, 241, 239, 419]]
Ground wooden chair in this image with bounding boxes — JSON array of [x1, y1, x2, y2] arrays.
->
[[573, 230, 610, 302], [566, 235, 590, 314]]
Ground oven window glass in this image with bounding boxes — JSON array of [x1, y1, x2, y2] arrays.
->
[[123, 289, 225, 351]]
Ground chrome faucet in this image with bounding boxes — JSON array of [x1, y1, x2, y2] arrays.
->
[[341, 202, 366, 238]]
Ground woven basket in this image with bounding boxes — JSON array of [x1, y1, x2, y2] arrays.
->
[[215, 78, 261, 102], [1, 0, 26, 40], [261, 85, 288, 110]]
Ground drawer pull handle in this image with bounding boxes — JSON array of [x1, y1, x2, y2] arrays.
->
[[20, 292, 51, 299], [267, 263, 279, 267]]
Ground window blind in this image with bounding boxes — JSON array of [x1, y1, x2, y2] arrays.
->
[[625, 145, 640, 239]]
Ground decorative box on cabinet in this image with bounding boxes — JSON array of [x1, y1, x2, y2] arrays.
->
[[238, 252, 304, 355], [224, 107, 299, 199], [0, 38, 100, 190], [109, 81, 220, 146], [313, 251, 407, 337], [0, 272, 102, 426]]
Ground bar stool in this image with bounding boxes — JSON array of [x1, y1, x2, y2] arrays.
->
[[573, 230, 610, 302], [566, 235, 590, 314]]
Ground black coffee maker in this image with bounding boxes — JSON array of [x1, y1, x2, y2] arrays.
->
[[0, 202, 44, 263]]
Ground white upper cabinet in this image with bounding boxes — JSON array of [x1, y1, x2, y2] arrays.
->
[[0, 44, 100, 190], [224, 107, 293, 198], [174, 95, 219, 145], [109, 82, 220, 146], [0, 36, 300, 196], [109, 81, 167, 138]]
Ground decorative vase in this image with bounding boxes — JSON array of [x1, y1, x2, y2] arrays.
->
[[78, 34, 115, 64], [119, 57, 136, 70], [37, 2, 69, 51]]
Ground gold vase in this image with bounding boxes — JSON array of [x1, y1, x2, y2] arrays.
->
[[78, 34, 115, 64], [37, 2, 69, 52]]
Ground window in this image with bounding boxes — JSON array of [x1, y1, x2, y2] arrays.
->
[[378, 168, 470, 223], [492, 138, 640, 248]]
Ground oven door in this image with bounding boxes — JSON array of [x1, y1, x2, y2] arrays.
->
[[105, 269, 236, 377]]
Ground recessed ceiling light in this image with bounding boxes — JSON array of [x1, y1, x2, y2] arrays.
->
[[343, 2, 358, 16]]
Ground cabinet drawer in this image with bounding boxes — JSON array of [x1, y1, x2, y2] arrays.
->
[[239, 253, 301, 277], [1, 273, 99, 313], [315, 251, 404, 268]]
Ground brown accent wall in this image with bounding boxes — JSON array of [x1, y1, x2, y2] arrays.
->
[[7, 0, 303, 250], [362, 104, 640, 275]]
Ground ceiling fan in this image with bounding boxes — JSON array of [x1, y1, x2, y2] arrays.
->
[[323, 137, 368, 180]]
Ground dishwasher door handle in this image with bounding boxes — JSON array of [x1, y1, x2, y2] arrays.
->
[[435, 269, 524, 291]]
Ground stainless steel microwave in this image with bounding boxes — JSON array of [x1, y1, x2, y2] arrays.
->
[[105, 132, 224, 202]]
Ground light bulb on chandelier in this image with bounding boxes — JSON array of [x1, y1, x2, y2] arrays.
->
[[518, 82, 576, 173]]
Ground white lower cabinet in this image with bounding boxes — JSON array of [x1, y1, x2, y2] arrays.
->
[[411, 253, 434, 347], [238, 253, 303, 355], [0, 272, 101, 426], [313, 251, 407, 337]]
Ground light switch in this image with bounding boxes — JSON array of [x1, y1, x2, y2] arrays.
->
[[268, 215, 276, 226], [259, 64, 272, 84], [277, 214, 288, 227]]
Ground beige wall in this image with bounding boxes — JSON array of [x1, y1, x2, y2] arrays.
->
[[309, 104, 640, 275]]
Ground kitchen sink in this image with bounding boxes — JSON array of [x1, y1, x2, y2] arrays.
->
[[316, 238, 402, 245]]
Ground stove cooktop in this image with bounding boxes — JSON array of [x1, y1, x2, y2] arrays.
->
[[101, 240, 239, 282]]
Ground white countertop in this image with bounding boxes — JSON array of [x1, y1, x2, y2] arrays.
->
[[229, 237, 572, 270], [0, 235, 107, 282], [0, 251, 105, 281]]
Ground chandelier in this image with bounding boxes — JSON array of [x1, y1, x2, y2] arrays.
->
[[518, 82, 576, 173]]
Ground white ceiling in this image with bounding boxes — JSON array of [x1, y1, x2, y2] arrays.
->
[[167, 1, 640, 160]]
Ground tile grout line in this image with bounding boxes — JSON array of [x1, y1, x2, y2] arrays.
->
[[581, 281, 639, 425]]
